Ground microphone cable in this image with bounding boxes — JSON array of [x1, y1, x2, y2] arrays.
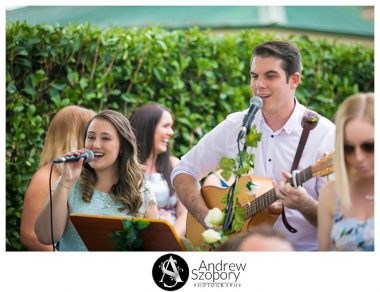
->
[[47, 152, 91, 251], [49, 163, 56, 251]]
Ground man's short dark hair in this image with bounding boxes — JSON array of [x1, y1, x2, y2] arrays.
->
[[252, 40, 302, 81]]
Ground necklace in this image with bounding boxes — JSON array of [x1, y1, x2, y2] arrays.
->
[[365, 194, 374, 201]]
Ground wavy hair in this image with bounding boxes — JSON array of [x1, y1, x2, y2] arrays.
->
[[333, 93, 374, 211], [130, 103, 175, 196], [80, 110, 145, 216], [40, 105, 96, 170]]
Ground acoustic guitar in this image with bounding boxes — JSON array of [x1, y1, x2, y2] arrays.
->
[[185, 153, 334, 247]]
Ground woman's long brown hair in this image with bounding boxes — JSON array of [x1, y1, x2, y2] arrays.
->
[[80, 110, 145, 216]]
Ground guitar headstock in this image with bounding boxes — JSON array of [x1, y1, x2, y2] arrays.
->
[[311, 152, 334, 177]]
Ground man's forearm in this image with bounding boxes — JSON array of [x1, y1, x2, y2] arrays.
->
[[300, 199, 318, 226], [173, 173, 210, 227]]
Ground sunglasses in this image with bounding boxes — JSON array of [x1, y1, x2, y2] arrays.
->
[[344, 142, 374, 155]]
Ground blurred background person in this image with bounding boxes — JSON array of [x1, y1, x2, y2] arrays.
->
[[130, 103, 187, 237], [20, 105, 95, 251], [318, 93, 374, 251], [217, 225, 294, 251], [35, 110, 158, 251]]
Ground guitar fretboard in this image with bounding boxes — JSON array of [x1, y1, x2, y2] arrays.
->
[[243, 166, 313, 219]]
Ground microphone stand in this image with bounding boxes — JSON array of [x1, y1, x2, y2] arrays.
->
[[221, 96, 262, 233]]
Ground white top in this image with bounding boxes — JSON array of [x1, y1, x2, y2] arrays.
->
[[171, 98, 335, 251], [145, 173, 177, 208]]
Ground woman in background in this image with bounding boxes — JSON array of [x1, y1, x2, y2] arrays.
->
[[130, 103, 187, 237], [20, 105, 95, 250], [318, 93, 374, 251]]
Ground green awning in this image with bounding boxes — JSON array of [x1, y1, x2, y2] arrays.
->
[[6, 6, 374, 37]]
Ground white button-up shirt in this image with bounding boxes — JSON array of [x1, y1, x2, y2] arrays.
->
[[171, 99, 335, 250]]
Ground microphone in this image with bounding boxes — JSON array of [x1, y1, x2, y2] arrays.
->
[[53, 150, 94, 164], [237, 96, 263, 140]]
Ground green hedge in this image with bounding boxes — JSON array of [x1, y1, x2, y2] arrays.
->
[[6, 22, 374, 250]]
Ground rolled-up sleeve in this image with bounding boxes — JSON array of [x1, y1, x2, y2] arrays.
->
[[170, 111, 246, 186]]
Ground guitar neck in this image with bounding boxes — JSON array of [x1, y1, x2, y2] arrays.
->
[[243, 166, 313, 219]]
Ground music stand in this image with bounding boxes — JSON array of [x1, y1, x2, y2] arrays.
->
[[70, 213, 185, 251]]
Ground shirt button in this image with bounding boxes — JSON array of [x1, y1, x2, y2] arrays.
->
[[271, 135, 274, 138], [268, 159, 272, 162]]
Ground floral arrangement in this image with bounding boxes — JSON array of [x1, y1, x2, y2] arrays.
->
[[200, 125, 262, 250]]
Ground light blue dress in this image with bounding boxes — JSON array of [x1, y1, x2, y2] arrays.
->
[[59, 181, 156, 251], [330, 199, 374, 251]]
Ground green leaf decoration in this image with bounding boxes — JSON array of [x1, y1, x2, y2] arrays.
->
[[233, 194, 238, 205], [231, 207, 246, 232], [136, 220, 150, 230], [220, 169, 233, 181], [110, 219, 150, 251], [220, 235, 230, 243], [245, 125, 262, 148], [220, 157, 235, 171], [202, 120, 262, 249], [231, 217, 245, 232], [234, 207, 246, 217], [235, 166, 249, 176]]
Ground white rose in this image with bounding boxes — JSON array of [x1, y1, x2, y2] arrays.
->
[[202, 229, 221, 244], [204, 207, 225, 228]]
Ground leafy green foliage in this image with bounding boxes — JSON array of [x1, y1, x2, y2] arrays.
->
[[200, 126, 261, 250], [245, 125, 262, 148], [220, 126, 262, 239], [6, 22, 374, 250], [231, 207, 246, 233], [220, 157, 235, 181], [111, 220, 150, 251], [220, 126, 261, 179]]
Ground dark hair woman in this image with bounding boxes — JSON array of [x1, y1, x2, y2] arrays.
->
[[130, 103, 187, 237]]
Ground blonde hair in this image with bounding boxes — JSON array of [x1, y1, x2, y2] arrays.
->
[[333, 93, 374, 211], [40, 105, 96, 169]]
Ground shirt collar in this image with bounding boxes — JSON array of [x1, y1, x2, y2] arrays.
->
[[282, 97, 305, 134], [258, 97, 305, 135]]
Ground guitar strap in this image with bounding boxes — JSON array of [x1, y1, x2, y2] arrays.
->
[[281, 109, 320, 233]]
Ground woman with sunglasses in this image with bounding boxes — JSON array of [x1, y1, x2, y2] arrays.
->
[[318, 93, 374, 251]]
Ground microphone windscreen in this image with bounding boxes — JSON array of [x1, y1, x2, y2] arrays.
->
[[84, 150, 94, 163], [250, 96, 263, 108]]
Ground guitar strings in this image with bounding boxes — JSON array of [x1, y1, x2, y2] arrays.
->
[[243, 167, 313, 219]]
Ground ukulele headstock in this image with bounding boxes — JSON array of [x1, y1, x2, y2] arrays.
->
[[311, 152, 334, 177]]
